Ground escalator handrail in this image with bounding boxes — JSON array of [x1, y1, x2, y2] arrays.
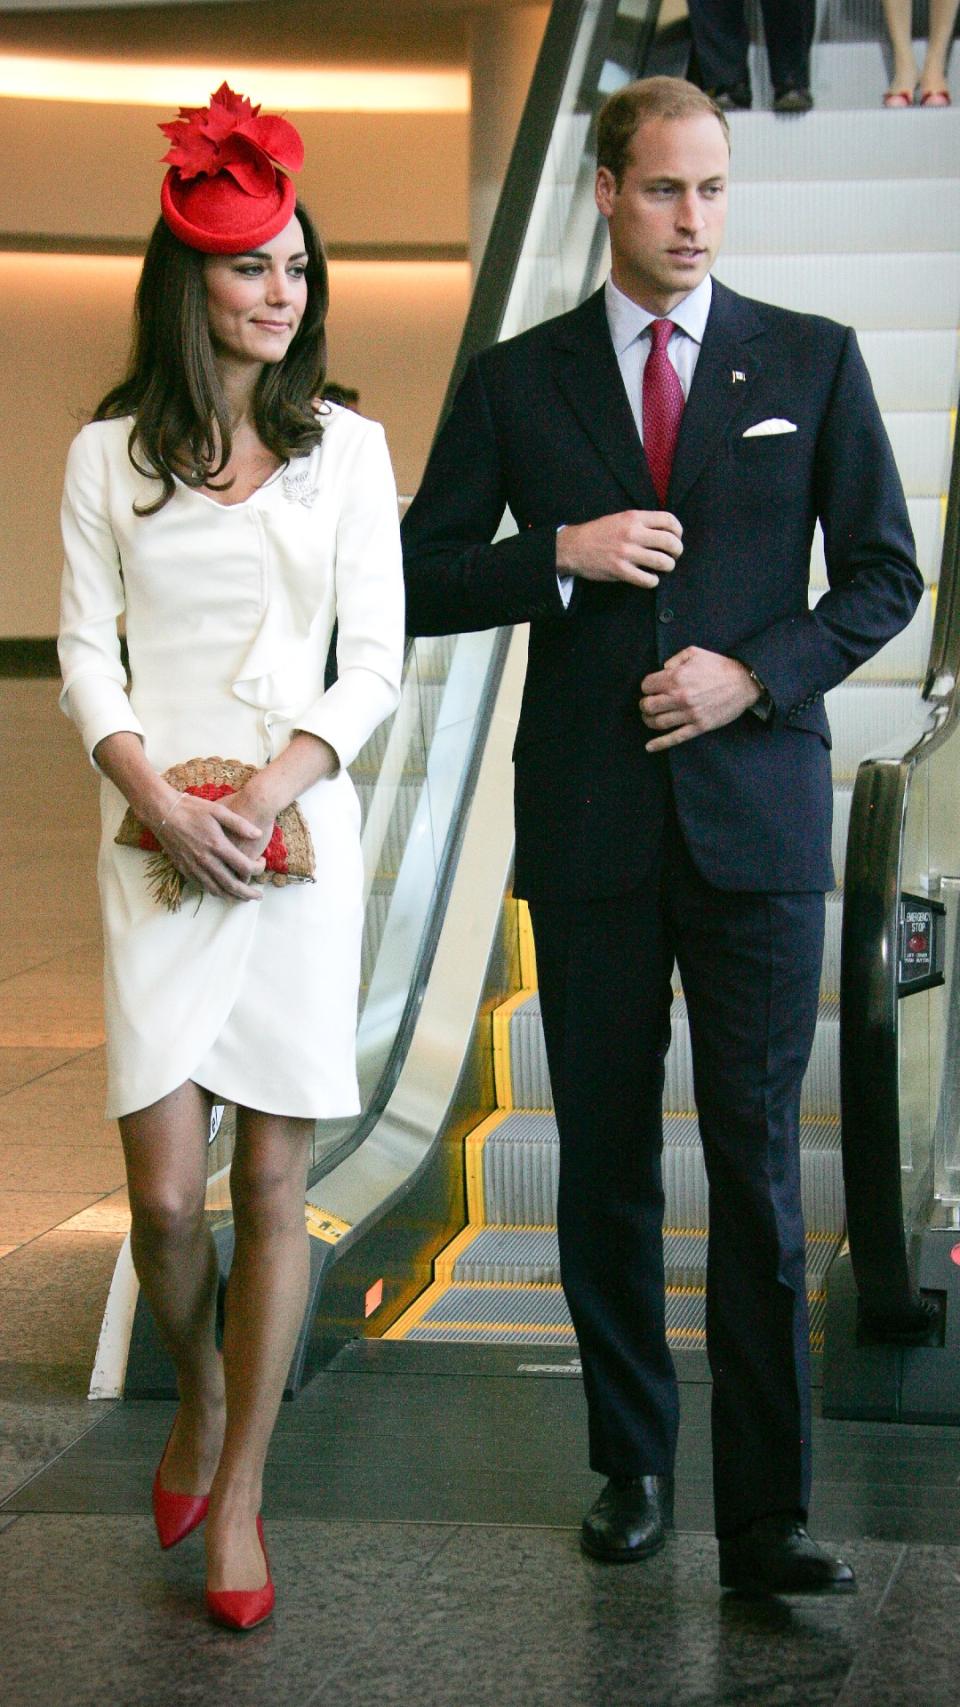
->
[[841, 378, 960, 1334]]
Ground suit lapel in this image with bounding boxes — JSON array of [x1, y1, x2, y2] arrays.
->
[[668, 281, 764, 508], [549, 283, 766, 512], [550, 289, 660, 508]]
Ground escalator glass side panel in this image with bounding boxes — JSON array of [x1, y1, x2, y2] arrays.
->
[[311, 627, 503, 1177], [840, 363, 960, 1340]]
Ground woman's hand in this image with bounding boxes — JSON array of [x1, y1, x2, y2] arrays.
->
[[155, 791, 268, 902], [225, 780, 278, 861]]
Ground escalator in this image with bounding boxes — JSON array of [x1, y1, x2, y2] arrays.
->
[[115, 0, 960, 1426]]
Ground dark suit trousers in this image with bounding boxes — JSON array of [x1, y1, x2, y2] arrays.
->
[[688, 0, 814, 92], [529, 803, 825, 1537]]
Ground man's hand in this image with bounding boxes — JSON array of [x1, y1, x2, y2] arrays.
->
[[557, 510, 683, 589], [640, 648, 761, 751]]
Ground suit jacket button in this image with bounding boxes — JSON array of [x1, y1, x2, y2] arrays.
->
[[658, 608, 676, 624]]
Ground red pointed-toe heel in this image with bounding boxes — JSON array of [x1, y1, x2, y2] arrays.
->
[[205, 1516, 275, 1632], [152, 1421, 211, 1550]]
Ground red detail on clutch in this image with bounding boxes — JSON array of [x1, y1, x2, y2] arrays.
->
[[141, 783, 290, 872]]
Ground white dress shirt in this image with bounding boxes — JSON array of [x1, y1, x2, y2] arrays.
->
[[605, 270, 712, 439]]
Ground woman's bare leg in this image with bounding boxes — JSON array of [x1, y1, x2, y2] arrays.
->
[[882, 0, 919, 93], [120, 1082, 226, 1493], [919, 0, 960, 95], [204, 1107, 313, 1590]]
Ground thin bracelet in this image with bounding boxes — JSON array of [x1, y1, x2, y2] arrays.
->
[[157, 791, 187, 832]]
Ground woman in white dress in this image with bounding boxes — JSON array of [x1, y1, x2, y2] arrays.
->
[[58, 85, 404, 1629]]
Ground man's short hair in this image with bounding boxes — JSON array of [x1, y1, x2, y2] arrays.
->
[[597, 76, 730, 186]]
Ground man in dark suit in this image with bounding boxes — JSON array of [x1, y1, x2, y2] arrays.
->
[[687, 0, 815, 112], [402, 77, 921, 1593]]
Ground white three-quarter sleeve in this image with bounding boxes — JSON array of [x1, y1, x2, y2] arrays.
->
[[294, 419, 405, 767], [57, 425, 145, 763]]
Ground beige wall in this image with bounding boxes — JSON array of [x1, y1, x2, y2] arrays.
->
[[3, 105, 468, 248], [0, 2, 551, 637], [2, 252, 469, 636]]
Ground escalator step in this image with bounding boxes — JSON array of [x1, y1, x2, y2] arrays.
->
[[401, 1281, 575, 1343], [852, 330, 959, 412], [724, 179, 960, 259], [508, 993, 841, 1119], [351, 680, 445, 772], [396, 1279, 827, 1351], [833, 783, 852, 882], [448, 1222, 840, 1293], [355, 775, 423, 876], [716, 251, 958, 336], [479, 1111, 843, 1234], [726, 106, 960, 184], [884, 411, 953, 499]]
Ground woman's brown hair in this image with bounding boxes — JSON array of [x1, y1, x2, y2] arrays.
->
[[94, 201, 329, 515]]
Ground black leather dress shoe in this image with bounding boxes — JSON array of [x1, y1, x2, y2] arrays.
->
[[773, 85, 814, 114], [580, 1475, 673, 1563], [709, 81, 752, 111], [719, 1517, 856, 1595]]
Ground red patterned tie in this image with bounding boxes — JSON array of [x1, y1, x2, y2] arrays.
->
[[642, 318, 684, 504]]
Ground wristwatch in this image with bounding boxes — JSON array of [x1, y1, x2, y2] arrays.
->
[[747, 668, 773, 723]]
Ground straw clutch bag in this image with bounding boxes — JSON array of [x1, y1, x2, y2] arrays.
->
[[114, 757, 315, 912]]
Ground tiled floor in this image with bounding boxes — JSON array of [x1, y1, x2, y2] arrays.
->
[[1, 680, 128, 1257], [0, 678, 128, 1525], [4, 674, 960, 1706]]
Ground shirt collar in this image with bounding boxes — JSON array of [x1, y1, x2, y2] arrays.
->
[[604, 272, 713, 355]]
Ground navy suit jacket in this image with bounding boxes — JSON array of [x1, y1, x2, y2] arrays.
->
[[402, 282, 923, 901]]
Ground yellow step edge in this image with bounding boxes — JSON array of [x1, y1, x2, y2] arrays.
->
[[464, 1109, 511, 1223], [517, 898, 538, 990], [389, 1320, 824, 1350], [411, 1275, 828, 1302], [456, 1221, 555, 1235], [416, 1320, 577, 1336], [492, 986, 536, 1110], [429, 1276, 565, 1292], [434, 1222, 494, 1285], [383, 1275, 454, 1339]]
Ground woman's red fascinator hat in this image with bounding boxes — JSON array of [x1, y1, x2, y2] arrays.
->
[[159, 82, 305, 254]]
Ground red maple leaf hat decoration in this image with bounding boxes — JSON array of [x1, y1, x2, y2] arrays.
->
[[159, 81, 305, 254]]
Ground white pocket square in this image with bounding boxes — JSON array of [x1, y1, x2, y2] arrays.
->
[[742, 418, 797, 438]]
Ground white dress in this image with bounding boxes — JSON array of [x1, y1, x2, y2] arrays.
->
[[58, 406, 405, 1120]]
